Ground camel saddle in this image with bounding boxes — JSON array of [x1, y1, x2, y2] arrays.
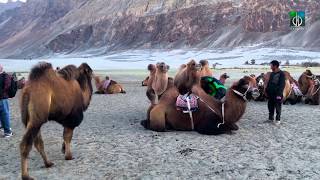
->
[[176, 94, 199, 113]]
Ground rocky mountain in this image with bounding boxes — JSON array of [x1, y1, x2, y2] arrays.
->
[[0, 0, 319, 58], [0, 0, 23, 14]]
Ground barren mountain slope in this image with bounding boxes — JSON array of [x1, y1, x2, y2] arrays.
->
[[0, 0, 319, 58]]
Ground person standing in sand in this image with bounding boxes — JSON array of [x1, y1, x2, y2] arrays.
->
[[0, 65, 13, 137], [266, 60, 285, 125]]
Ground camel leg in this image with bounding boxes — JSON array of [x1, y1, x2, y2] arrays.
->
[[62, 127, 74, 160], [149, 105, 166, 131], [34, 131, 54, 168], [20, 126, 40, 180]]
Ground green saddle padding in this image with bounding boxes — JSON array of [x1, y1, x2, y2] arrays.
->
[[203, 77, 227, 96]]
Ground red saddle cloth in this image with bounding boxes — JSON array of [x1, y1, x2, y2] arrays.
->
[[176, 94, 199, 112]]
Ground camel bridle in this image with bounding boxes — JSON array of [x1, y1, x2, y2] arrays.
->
[[310, 79, 320, 96], [232, 85, 251, 101]]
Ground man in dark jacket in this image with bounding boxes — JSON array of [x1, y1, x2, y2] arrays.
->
[[0, 65, 13, 137], [266, 60, 286, 125]]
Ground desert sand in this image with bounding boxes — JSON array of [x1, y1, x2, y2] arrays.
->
[[1, 69, 320, 180]]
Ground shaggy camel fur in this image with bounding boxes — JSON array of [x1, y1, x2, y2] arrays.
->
[[20, 62, 93, 180]]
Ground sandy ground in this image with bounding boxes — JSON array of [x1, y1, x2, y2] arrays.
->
[[1, 70, 320, 180]]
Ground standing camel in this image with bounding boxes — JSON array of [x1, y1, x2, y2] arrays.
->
[[20, 62, 93, 180]]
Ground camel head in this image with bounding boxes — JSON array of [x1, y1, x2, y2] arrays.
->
[[17, 77, 26, 89], [174, 60, 201, 95], [156, 62, 169, 73], [147, 64, 156, 74], [232, 76, 260, 101], [199, 59, 209, 68], [220, 73, 230, 80], [78, 63, 93, 91], [256, 73, 265, 88]]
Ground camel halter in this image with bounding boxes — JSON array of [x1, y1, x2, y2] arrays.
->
[[310, 79, 320, 96], [232, 86, 251, 102]]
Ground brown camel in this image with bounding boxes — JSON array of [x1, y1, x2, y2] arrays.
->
[[219, 73, 230, 85], [199, 59, 213, 77], [19, 62, 93, 180], [94, 76, 126, 94], [146, 62, 173, 105], [17, 77, 26, 89], [298, 70, 320, 105], [142, 64, 156, 86], [142, 60, 260, 135]]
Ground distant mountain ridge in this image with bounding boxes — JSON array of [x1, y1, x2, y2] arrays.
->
[[0, 0, 319, 59], [0, 0, 23, 14]]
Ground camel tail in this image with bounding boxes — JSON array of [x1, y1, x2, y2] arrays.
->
[[29, 62, 53, 81], [20, 92, 30, 127]]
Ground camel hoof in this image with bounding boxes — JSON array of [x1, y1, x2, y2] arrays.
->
[[65, 155, 74, 160], [45, 161, 54, 168], [22, 175, 35, 180]]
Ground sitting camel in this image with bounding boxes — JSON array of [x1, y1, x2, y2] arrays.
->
[[219, 73, 230, 85], [298, 70, 320, 105], [146, 62, 173, 105], [141, 60, 260, 135], [141, 64, 156, 86], [94, 76, 126, 94], [199, 60, 213, 77]]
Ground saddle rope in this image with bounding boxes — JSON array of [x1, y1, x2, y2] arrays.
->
[[186, 97, 194, 130], [186, 86, 250, 130], [197, 96, 225, 128]]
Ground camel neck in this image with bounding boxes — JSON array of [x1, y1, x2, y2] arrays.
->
[[223, 89, 247, 124]]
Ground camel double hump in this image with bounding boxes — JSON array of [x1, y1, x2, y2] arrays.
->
[[19, 62, 94, 180], [141, 60, 260, 135]]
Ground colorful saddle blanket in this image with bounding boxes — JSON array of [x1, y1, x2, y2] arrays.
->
[[102, 80, 111, 89], [176, 94, 199, 112], [291, 84, 303, 96]]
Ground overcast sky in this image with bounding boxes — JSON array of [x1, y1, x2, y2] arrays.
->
[[0, 0, 27, 3]]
